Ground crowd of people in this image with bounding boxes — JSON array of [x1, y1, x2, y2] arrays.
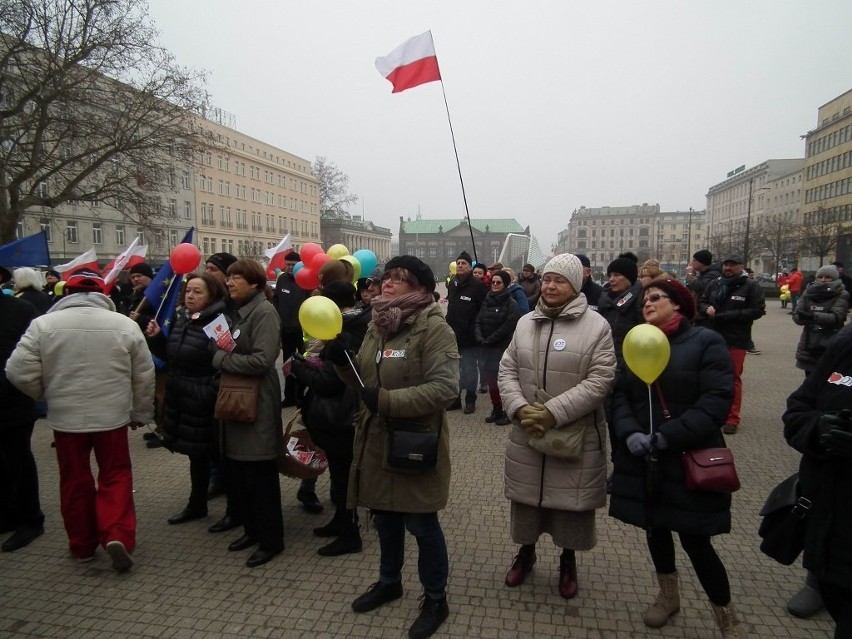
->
[[1, 245, 850, 639]]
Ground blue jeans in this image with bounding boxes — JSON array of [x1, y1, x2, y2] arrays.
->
[[372, 511, 449, 599]]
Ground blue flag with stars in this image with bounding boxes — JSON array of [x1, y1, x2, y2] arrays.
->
[[144, 227, 195, 369], [0, 231, 50, 267]]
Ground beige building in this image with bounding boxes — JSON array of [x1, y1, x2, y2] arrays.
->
[[801, 88, 852, 267], [320, 216, 392, 265]]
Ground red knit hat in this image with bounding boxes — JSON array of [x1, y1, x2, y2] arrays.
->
[[643, 279, 695, 320]]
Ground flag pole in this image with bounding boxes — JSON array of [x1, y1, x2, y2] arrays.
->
[[432, 34, 478, 266]]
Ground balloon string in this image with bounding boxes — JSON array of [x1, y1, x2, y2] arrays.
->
[[647, 384, 654, 436]]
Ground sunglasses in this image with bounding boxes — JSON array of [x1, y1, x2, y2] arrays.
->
[[643, 293, 670, 304]]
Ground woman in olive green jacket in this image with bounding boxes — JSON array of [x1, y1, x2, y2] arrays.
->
[[331, 255, 458, 639]]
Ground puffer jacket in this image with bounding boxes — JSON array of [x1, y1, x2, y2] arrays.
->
[[793, 280, 849, 372], [211, 291, 283, 461], [498, 294, 616, 512], [697, 273, 766, 349], [475, 289, 520, 375], [609, 319, 734, 535], [446, 274, 487, 347], [148, 301, 226, 457], [596, 281, 645, 363], [345, 302, 459, 513], [783, 323, 852, 589], [6, 293, 155, 431]]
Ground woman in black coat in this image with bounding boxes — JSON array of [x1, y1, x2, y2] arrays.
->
[[145, 272, 228, 524], [474, 270, 519, 425], [291, 282, 370, 557], [792, 264, 849, 375], [609, 279, 745, 637], [783, 323, 852, 638]]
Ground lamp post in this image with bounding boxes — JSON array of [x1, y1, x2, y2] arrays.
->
[[744, 179, 754, 267]]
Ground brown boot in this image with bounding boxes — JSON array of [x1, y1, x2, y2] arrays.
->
[[505, 545, 536, 587], [558, 550, 578, 599], [644, 571, 680, 627], [711, 602, 747, 638]]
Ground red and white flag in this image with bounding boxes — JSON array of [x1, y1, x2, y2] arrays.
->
[[375, 31, 441, 94], [102, 237, 148, 293], [264, 233, 292, 279], [54, 247, 100, 277]]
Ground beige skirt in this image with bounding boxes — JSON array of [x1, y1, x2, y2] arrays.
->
[[510, 501, 596, 550]]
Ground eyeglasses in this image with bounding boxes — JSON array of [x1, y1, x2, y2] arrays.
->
[[643, 293, 670, 304], [381, 273, 410, 285], [225, 274, 244, 281]]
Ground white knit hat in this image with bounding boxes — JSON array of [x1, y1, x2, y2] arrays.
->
[[543, 253, 583, 293]]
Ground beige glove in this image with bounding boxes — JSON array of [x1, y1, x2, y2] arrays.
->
[[521, 403, 557, 438]]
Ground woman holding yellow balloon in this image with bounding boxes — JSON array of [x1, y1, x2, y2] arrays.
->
[[608, 279, 745, 636]]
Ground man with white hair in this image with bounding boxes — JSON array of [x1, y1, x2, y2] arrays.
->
[[7, 268, 155, 572]]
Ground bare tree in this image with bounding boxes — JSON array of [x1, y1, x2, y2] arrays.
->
[[314, 155, 358, 219], [800, 206, 844, 265], [0, 0, 209, 244], [751, 215, 800, 277]]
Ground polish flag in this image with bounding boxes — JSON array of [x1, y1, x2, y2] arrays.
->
[[102, 237, 148, 294], [264, 233, 292, 280], [375, 31, 441, 94], [54, 247, 100, 277]]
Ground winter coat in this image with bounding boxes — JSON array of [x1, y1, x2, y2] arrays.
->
[[793, 280, 849, 372], [783, 323, 852, 589], [345, 303, 459, 513], [609, 319, 734, 535], [580, 278, 603, 311], [211, 291, 283, 461], [788, 270, 803, 294], [697, 273, 766, 349], [273, 271, 308, 335], [596, 281, 645, 364], [498, 294, 616, 512], [0, 296, 39, 430], [15, 287, 51, 315], [517, 273, 541, 309], [291, 305, 370, 457], [687, 262, 721, 305], [507, 283, 530, 314], [475, 289, 520, 376], [446, 274, 487, 347], [7, 293, 155, 431], [148, 301, 226, 457]]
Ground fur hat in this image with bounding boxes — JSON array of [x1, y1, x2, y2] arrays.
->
[[205, 252, 238, 275], [65, 268, 105, 293], [692, 249, 713, 266], [385, 255, 436, 292], [645, 278, 696, 320], [817, 265, 839, 280], [456, 251, 473, 265], [607, 257, 638, 284], [543, 253, 583, 293], [129, 262, 154, 279]]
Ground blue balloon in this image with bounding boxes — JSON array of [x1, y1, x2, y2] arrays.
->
[[292, 261, 304, 275], [353, 249, 377, 277]]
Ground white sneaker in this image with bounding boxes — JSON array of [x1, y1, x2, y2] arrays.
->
[[77, 555, 95, 563], [105, 540, 133, 573]]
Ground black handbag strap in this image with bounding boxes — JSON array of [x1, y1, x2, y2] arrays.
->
[[652, 382, 672, 421]]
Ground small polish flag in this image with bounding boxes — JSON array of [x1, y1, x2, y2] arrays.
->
[[102, 237, 148, 293], [375, 31, 441, 94], [264, 233, 292, 280], [54, 247, 100, 277]]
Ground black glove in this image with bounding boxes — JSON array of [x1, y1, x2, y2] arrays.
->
[[817, 410, 852, 437], [323, 336, 349, 366], [360, 387, 380, 413], [820, 429, 852, 457], [796, 309, 813, 321]]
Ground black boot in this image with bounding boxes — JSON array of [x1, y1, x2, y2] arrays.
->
[[317, 523, 363, 556], [313, 508, 347, 538], [494, 410, 510, 426], [484, 405, 501, 423]]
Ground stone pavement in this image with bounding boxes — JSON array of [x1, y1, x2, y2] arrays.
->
[[0, 299, 835, 639]]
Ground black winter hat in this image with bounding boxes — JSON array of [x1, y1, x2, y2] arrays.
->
[[129, 262, 154, 279], [205, 252, 238, 274], [692, 250, 713, 266], [385, 255, 436, 292], [456, 251, 473, 265], [606, 257, 638, 284], [321, 281, 357, 309]]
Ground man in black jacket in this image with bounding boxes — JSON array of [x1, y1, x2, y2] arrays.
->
[[698, 255, 766, 434], [575, 254, 602, 311], [273, 252, 308, 407], [446, 251, 487, 414], [685, 249, 721, 312]]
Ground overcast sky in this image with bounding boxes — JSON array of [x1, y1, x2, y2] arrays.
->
[[147, 0, 852, 252]]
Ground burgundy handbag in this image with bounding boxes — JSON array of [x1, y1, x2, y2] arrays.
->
[[681, 448, 741, 493]]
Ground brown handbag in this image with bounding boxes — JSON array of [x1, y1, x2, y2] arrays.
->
[[214, 372, 261, 422]]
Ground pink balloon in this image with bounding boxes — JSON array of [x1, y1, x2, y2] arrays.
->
[[311, 253, 331, 271], [295, 267, 319, 291], [170, 243, 201, 275], [300, 242, 324, 265]]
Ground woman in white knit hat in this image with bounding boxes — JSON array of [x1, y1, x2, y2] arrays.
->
[[497, 253, 616, 599]]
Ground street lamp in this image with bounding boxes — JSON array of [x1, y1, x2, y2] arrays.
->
[[743, 181, 770, 270]]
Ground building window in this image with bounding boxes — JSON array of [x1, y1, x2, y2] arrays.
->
[[92, 222, 103, 245], [40, 218, 52, 242], [202, 237, 210, 255], [16, 220, 24, 239], [66, 221, 78, 243], [136, 229, 145, 245], [115, 225, 125, 245], [169, 229, 178, 246], [184, 201, 192, 219]]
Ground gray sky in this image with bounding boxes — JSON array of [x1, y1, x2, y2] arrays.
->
[[147, 0, 852, 251]]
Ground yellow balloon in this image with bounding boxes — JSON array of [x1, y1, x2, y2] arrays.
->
[[623, 324, 671, 384], [449, 261, 457, 275], [298, 296, 343, 341], [327, 244, 350, 260], [341, 254, 361, 281]]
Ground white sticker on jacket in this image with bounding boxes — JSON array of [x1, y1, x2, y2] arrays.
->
[[553, 339, 566, 351]]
